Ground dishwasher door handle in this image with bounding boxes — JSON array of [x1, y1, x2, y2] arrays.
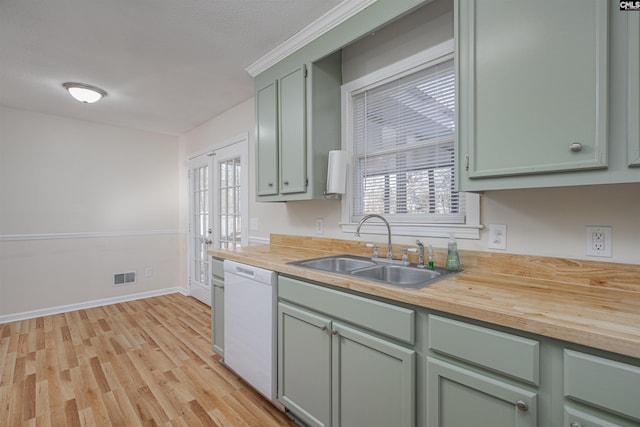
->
[[233, 266, 256, 279]]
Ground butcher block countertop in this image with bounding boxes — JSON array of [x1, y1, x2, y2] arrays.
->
[[209, 234, 640, 359]]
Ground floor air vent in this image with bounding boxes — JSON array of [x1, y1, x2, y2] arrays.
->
[[113, 272, 136, 286]]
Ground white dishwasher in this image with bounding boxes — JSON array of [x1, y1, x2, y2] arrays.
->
[[223, 260, 278, 405]]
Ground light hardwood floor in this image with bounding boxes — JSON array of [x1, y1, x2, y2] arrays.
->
[[0, 293, 297, 426]]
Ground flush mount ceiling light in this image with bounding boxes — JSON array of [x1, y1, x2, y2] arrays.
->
[[62, 82, 107, 104]]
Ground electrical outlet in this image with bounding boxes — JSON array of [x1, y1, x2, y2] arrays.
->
[[144, 267, 153, 278], [250, 218, 258, 231], [586, 226, 612, 257], [315, 218, 324, 235], [488, 224, 507, 250]]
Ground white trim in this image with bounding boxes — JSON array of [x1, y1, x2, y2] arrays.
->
[[342, 39, 455, 94], [0, 287, 189, 325], [245, 0, 377, 77], [0, 229, 179, 242]]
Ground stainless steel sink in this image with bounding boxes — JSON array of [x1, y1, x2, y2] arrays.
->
[[350, 265, 441, 289], [292, 255, 376, 273], [289, 254, 457, 290]]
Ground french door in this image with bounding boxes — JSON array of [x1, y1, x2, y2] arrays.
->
[[187, 135, 248, 306]]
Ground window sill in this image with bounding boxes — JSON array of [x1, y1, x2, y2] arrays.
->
[[340, 222, 483, 240]]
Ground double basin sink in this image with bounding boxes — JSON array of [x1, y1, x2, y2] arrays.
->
[[289, 254, 457, 290]]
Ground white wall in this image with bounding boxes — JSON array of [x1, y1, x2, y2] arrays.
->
[[180, 0, 640, 265], [0, 106, 182, 317]]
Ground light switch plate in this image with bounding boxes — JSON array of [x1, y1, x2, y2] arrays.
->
[[488, 224, 507, 250]]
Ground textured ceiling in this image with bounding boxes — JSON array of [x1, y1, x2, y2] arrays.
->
[[0, 0, 344, 135]]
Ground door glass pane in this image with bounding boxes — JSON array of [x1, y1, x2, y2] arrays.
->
[[191, 164, 210, 289], [218, 156, 242, 248]]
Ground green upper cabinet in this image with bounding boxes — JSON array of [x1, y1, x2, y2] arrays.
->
[[628, 14, 640, 167], [455, 1, 640, 191], [256, 81, 279, 196], [456, 0, 608, 183], [278, 65, 307, 194], [252, 0, 434, 201], [255, 54, 341, 202]]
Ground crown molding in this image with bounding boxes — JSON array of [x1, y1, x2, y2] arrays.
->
[[245, 0, 377, 77]]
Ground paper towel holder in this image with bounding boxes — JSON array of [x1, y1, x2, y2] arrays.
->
[[324, 149, 349, 199]]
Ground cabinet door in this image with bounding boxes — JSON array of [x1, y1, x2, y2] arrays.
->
[[256, 81, 279, 196], [457, 0, 608, 180], [628, 15, 640, 167], [212, 281, 224, 356], [278, 302, 331, 427], [331, 322, 415, 427], [427, 357, 537, 427], [278, 65, 307, 194]]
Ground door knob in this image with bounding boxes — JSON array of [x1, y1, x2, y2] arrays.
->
[[205, 239, 213, 245]]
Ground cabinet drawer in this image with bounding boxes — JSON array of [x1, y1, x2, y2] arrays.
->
[[428, 314, 540, 385], [211, 258, 224, 278], [278, 276, 415, 345], [564, 349, 640, 422]]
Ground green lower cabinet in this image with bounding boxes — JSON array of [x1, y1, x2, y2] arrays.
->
[[563, 349, 640, 426], [332, 322, 415, 427], [278, 302, 416, 427], [211, 258, 224, 356], [564, 405, 639, 427], [278, 302, 332, 427], [212, 281, 224, 356], [426, 357, 537, 427]]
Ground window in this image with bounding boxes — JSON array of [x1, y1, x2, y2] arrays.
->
[[341, 41, 480, 239]]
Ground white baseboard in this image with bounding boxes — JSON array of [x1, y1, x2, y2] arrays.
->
[[0, 287, 190, 324]]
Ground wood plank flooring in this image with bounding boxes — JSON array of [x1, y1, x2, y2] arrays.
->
[[0, 293, 297, 426]]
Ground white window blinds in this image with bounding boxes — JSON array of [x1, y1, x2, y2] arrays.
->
[[350, 57, 464, 224]]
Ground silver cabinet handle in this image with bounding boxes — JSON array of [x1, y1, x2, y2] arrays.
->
[[570, 422, 583, 427], [331, 329, 338, 336], [320, 325, 327, 331], [570, 142, 582, 152], [283, 180, 289, 185], [515, 400, 528, 412], [268, 182, 273, 187]]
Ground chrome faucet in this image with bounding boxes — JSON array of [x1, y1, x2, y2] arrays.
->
[[415, 240, 425, 268], [355, 214, 393, 260]]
